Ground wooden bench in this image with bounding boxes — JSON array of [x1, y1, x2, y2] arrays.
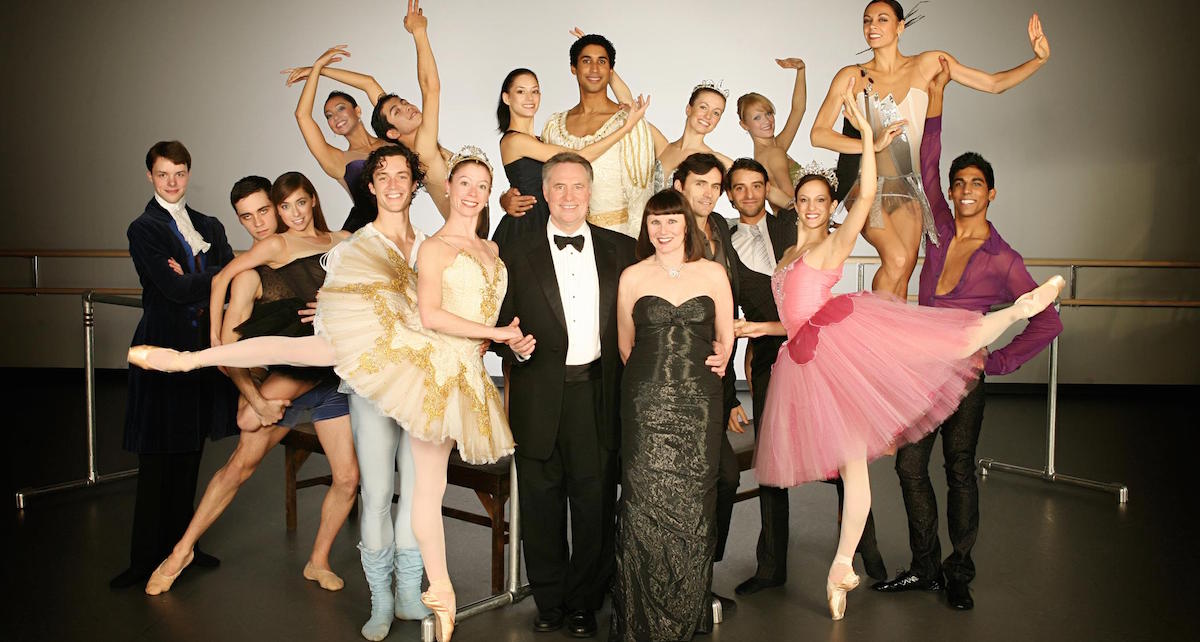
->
[[281, 393, 760, 595], [281, 427, 512, 595]]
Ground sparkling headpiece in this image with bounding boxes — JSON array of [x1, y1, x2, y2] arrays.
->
[[798, 161, 838, 192], [691, 79, 730, 99], [448, 145, 492, 174]]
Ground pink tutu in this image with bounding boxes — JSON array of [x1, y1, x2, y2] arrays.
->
[[755, 259, 985, 487]]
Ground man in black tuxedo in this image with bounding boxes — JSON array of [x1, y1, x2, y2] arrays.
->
[[725, 159, 886, 595], [110, 141, 237, 589], [494, 152, 636, 638], [671, 153, 745, 618]]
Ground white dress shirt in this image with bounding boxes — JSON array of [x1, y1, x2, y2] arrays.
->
[[730, 214, 776, 276], [154, 193, 211, 256], [547, 221, 602, 365]]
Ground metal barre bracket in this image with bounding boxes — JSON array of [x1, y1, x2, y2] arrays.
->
[[975, 323, 1129, 505], [420, 457, 531, 642]]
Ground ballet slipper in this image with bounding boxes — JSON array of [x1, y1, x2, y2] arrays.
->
[[1015, 275, 1066, 319], [145, 549, 194, 596], [128, 345, 197, 372], [303, 562, 345, 591], [421, 580, 456, 642], [826, 555, 861, 621]]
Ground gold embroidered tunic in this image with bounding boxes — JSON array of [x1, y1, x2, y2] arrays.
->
[[542, 109, 657, 238], [315, 224, 514, 464]]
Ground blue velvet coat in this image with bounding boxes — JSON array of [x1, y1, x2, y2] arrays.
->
[[123, 198, 238, 454]]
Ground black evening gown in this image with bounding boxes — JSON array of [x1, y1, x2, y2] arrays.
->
[[491, 135, 551, 249], [609, 295, 723, 642]]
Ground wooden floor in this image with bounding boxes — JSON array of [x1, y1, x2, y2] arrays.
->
[[7, 370, 1195, 641]]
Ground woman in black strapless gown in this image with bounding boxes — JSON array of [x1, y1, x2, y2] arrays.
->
[[611, 190, 734, 641], [492, 68, 648, 249]]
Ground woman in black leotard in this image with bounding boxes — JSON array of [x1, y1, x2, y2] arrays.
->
[[492, 67, 648, 249]]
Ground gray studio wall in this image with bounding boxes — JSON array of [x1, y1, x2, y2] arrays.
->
[[1, 0, 1196, 384]]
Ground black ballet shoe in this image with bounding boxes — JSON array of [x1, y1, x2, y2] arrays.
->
[[735, 576, 785, 595], [947, 579, 974, 610], [192, 549, 220, 568]]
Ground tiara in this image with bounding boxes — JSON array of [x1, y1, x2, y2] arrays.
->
[[691, 79, 729, 99], [798, 161, 838, 191], [448, 145, 492, 173]]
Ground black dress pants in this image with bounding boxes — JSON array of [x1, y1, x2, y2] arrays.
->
[[127, 448, 205, 574], [516, 378, 617, 613], [895, 376, 986, 584]]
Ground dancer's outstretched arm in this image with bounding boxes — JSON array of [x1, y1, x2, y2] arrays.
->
[[774, 57, 808, 151], [291, 45, 356, 181], [820, 80, 879, 268], [284, 64, 387, 107], [502, 97, 649, 163], [922, 14, 1050, 94]]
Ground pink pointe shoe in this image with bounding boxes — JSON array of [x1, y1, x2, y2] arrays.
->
[[421, 581, 456, 642], [827, 555, 861, 621], [128, 345, 197, 372], [1015, 275, 1066, 318]]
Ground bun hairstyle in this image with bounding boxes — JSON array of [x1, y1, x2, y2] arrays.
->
[[496, 68, 537, 133], [795, 173, 835, 199], [325, 90, 358, 108], [865, 0, 905, 20], [736, 92, 775, 122]]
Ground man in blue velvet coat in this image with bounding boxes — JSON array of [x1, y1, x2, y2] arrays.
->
[[110, 141, 238, 589]]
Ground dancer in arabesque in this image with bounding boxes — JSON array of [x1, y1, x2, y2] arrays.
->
[[741, 79, 1064, 620]]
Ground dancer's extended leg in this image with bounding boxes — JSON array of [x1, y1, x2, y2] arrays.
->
[[962, 276, 1065, 356], [131, 335, 335, 371]]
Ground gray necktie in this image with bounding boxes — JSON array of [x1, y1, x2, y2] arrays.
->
[[747, 225, 773, 274]]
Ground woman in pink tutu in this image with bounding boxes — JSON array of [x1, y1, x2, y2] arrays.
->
[[736, 79, 1064, 621]]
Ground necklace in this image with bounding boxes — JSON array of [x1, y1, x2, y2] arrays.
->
[[655, 256, 684, 279]]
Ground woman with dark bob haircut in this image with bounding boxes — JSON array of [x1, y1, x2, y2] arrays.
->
[[611, 188, 734, 639]]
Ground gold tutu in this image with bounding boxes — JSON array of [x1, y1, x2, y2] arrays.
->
[[315, 226, 514, 464]]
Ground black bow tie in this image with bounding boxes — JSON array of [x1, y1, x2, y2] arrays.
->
[[554, 235, 585, 252]]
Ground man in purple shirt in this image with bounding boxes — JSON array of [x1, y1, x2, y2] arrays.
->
[[872, 65, 1063, 610]]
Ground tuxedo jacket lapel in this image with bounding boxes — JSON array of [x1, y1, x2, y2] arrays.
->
[[591, 227, 618, 343], [528, 235, 568, 334]]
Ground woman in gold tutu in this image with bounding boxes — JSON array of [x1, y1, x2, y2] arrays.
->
[[130, 145, 524, 642]]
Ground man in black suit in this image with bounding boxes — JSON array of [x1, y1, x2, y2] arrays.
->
[[671, 153, 745, 618], [110, 141, 237, 589], [494, 152, 637, 638], [725, 159, 886, 595]]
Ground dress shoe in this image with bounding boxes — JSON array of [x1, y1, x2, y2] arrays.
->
[[109, 567, 151, 590], [735, 576, 785, 595], [192, 549, 220, 568], [871, 569, 944, 593], [947, 579, 974, 610], [533, 607, 564, 633], [567, 609, 597, 638]]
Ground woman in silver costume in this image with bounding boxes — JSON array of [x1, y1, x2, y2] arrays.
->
[[810, 0, 1050, 298]]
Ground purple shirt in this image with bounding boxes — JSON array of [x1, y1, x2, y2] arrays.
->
[[918, 116, 1063, 376]]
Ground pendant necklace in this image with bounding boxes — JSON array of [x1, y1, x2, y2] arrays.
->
[[655, 256, 684, 279]]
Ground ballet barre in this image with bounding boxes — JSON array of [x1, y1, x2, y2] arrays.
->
[[848, 257, 1200, 506]]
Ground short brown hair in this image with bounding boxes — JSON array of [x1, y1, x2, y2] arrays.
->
[[145, 140, 191, 171], [542, 151, 593, 184], [635, 189, 707, 262]]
